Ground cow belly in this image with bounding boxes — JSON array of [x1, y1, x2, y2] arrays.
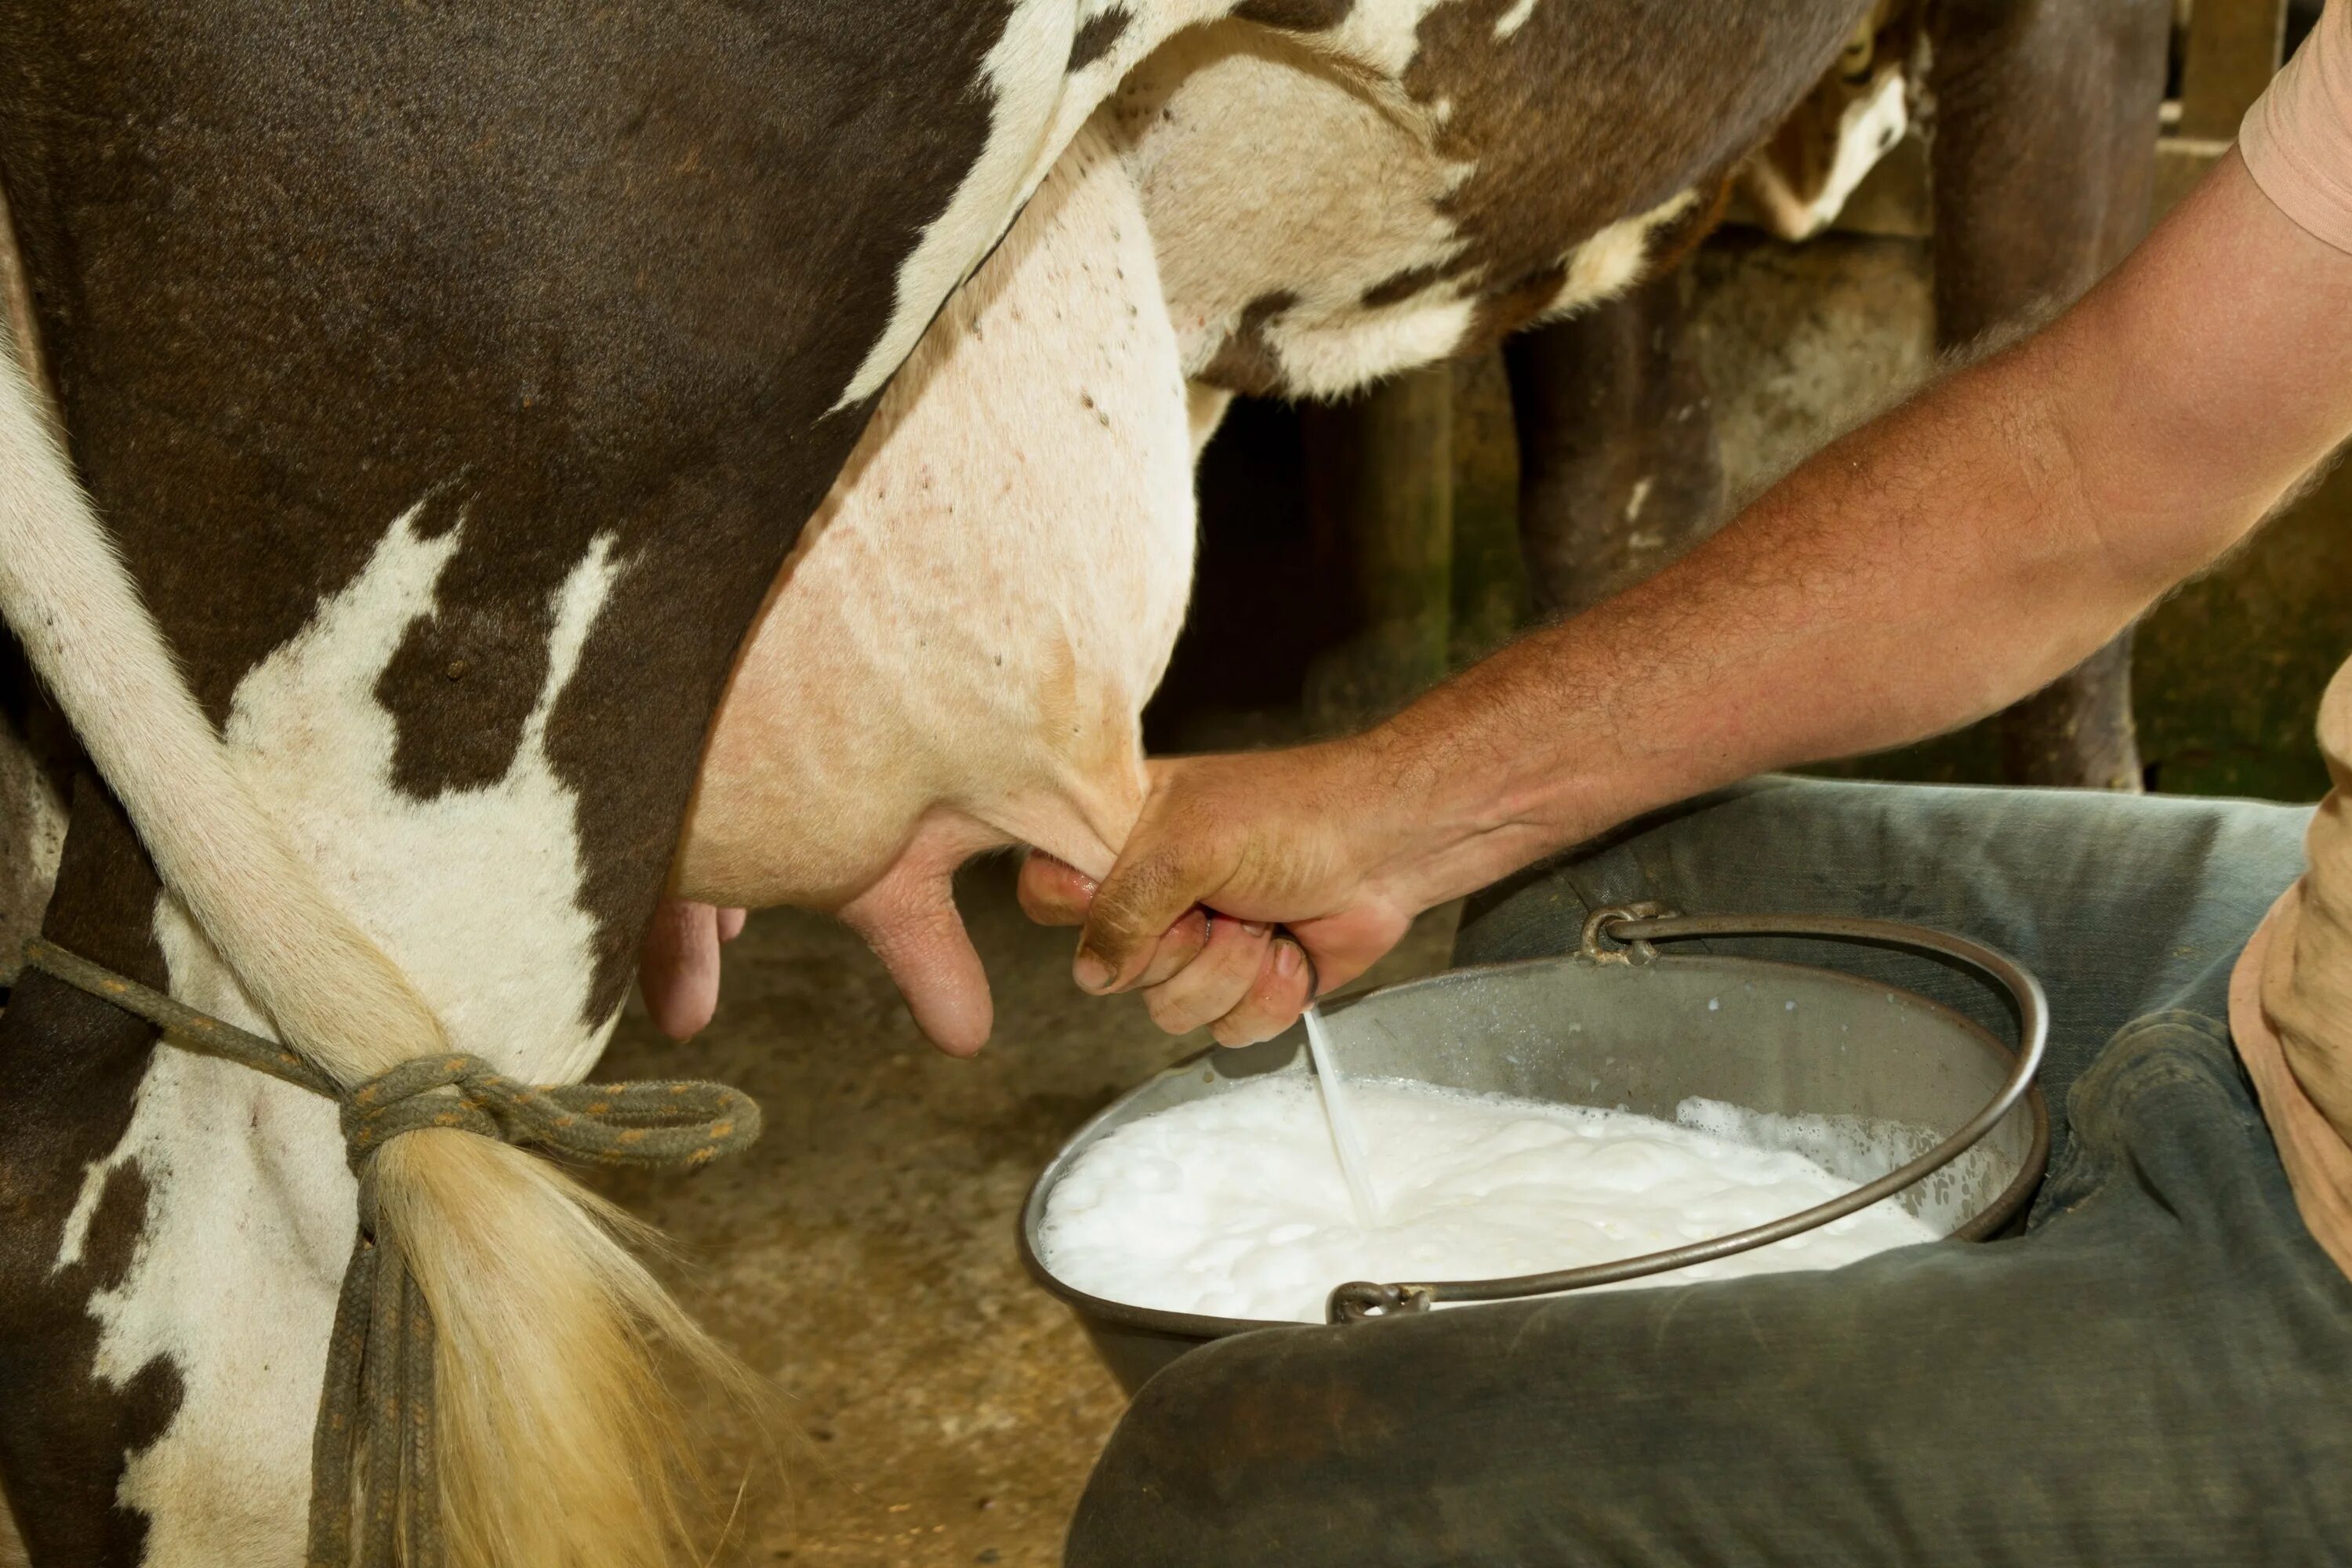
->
[[673, 119, 1192, 939]]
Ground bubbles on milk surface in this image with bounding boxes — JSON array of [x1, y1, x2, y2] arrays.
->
[[1038, 1076, 1939, 1323]]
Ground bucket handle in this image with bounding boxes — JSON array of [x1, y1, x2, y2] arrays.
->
[[1327, 906, 2050, 1324]]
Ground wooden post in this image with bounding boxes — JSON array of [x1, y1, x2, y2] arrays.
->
[[1300, 367, 1454, 731], [2157, 0, 2291, 215], [2179, 0, 2290, 138]]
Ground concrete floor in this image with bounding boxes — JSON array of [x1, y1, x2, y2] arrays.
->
[[591, 858, 1460, 1568]]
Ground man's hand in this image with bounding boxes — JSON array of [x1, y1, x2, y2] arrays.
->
[[1019, 744, 1425, 1045]]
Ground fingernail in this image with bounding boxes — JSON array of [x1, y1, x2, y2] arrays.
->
[[1275, 942, 1301, 978], [1240, 920, 1269, 938], [1074, 953, 1113, 992]]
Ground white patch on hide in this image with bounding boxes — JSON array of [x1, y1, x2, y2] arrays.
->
[[1319, 0, 1457, 80], [1112, 23, 1478, 392], [1261, 293, 1479, 397], [55, 511, 624, 1562], [1740, 63, 1910, 242], [1531, 193, 1696, 329], [1185, 381, 1236, 459], [1492, 0, 1541, 39], [835, 0, 1081, 408]]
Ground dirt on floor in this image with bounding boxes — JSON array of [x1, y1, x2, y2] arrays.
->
[[590, 858, 1460, 1568]]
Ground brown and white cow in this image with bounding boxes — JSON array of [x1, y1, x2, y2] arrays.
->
[[0, 3, 1890, 1563], [678, 0, 1878, 1058]]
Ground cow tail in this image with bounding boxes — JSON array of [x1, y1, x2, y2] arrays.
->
[[379, 1137, 760, 1568], [0, 333, 752, 1565]]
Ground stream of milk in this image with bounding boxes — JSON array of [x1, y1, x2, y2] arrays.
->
[[1301, 1003, 1381, 1228], [1039, 1075, 1940, 1323]]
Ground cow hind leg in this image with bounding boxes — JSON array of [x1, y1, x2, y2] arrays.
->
[[1504, 270, 1726, 621], [1931, 0, 2172, 789], [0, 348, 745, 1567]]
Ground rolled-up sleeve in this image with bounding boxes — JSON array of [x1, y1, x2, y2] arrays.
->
[[2241, 0, 2352, 255]]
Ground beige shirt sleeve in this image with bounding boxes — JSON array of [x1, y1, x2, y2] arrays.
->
[[2241, 0, 2352, 255], [2235, 0, 2352, 1178]]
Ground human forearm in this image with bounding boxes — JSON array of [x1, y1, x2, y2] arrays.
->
[[1063, 152, 2352, 1042], [1360, 152, 2352, 917], [1054, 336, 2125, 1007], [1358, 332, 2133, 909]]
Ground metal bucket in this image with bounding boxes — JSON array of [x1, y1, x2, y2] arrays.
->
[[1021, 908, 2050, 1395]]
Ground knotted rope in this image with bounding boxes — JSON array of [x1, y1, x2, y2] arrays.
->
[[20, 936, 762, 1568]]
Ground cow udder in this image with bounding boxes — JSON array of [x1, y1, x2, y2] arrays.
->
[[670, 119, 1194, 1052]]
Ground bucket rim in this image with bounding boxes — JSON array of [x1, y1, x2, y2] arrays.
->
[[1020, 927, 2049, 1339]]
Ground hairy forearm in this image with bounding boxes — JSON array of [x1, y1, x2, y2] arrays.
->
[[1360, 332, 2129, 909], [1356, 154, 2352, 917], [1063, 155, 2352, 1046]]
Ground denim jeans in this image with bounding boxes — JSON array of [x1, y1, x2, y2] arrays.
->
[[1065, 779, 2352, 1566]]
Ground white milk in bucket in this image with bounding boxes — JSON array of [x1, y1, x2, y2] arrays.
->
[[1036, 1075, 1939, 1323]]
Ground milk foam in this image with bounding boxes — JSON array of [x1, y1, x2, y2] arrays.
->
[[1038, 1076, 1940, 1323]]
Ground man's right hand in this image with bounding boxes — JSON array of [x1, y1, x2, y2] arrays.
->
[[1018, 742, 1425, 1046]]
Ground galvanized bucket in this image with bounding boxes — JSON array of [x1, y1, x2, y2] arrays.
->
[[1021, 907, 2050, 1394]]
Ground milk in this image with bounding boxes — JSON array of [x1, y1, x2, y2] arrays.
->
[[1301, 1003, 1381, 1228], [1037, 1076, 1940, 1323]]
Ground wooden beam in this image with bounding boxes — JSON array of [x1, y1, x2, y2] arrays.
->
[[2179, 0, 2288, 140]]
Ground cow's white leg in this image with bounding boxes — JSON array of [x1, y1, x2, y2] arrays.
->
[[1186, 381, 1236, 458]]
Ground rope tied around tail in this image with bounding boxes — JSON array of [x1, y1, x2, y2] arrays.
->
[[19, 935, 763, 1568]]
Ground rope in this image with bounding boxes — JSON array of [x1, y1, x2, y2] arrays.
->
[[20, 936, 762, 1568]]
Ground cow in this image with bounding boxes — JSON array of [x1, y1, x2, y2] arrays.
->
[[0, 3, 1886, 1563]]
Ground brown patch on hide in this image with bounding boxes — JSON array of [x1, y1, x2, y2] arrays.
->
[[1232, 0, 1355, 31], [1643, 173, 1737, 278], [1069, 7, 1131, 71], [0, 779, 182, 1565], [1457, 261, 1570, 359], [1400, 0, 1868, 301], [1359, 263, 1447, 310], [1455, 169, 1736, 358], [1196, 290, 1299, 396]]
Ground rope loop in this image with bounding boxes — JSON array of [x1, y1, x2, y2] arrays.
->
[[19, 937, 762, 1567], [337, 1051, 760, 1177]]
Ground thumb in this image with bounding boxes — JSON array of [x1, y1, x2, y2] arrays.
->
[[840, 865, 995, 1057], [1075, 829, 1218, 994]]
